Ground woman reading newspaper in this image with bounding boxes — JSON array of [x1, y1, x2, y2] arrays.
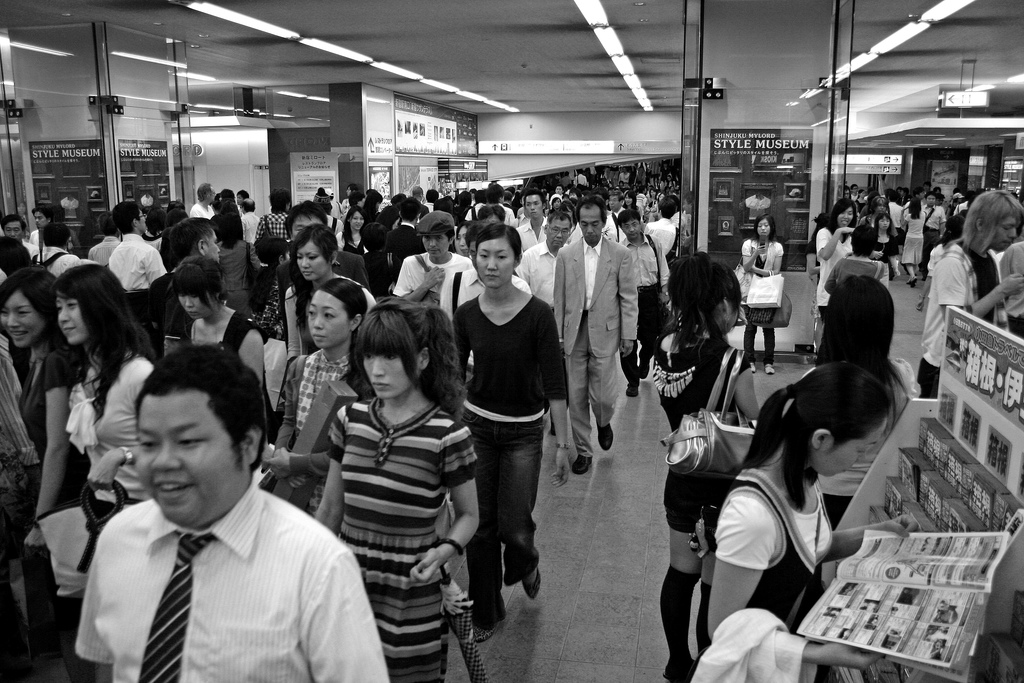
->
[[706, 364, 918, 670]]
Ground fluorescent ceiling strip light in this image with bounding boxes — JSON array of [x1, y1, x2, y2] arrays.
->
[[421, 78, 459, 93], [273, 113, 294, 118], [112, 51, 185, 68], [785, 101, 799, 106], [593, 27, 623, 57], [179, 71, 216, 81], [371, 61, 423, 81], [191, 103, 231, 109], [800, 88, 823, 99], [868, 22, 930, 55], [186, 2, 300, 39], [1007, 73, 1024, 83], [623, 74, 641, 90], [920, 0, 977, 22], [299, 38, 372, 63], [611, 55, 634, 76], [123, 95, 177, 104], [365, 96, 391, 104], [812, 115, 846, 127], [906, 133, 945, 136], [2, 80, 13, 87], [850, 53, 878, 71], [277, 90, 308, 98], [574, 0, 609, 26], [456, 90, 488, 103], [967, 84, 994, 91], [306, 95, 329, 102], [9, 41, 73, 57]]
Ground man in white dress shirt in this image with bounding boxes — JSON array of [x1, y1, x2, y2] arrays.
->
[[517, 187, 547, 251], [645, 198, 679, 258], [108, 201, 166, 292], [240, 198, 260, 243], [77, 345, 388, 682], [519, 208, 574, 307]]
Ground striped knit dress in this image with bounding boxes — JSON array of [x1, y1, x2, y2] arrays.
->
[[330, 399, 476, 682]]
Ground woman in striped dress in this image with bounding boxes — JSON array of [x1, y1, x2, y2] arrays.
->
[[317, 298, 479, 683]]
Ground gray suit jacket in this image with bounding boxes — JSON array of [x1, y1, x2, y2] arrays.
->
[[553, 237, 638, 358]]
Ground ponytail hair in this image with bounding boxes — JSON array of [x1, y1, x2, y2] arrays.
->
[[666, 251, 740, 350], [744, 363, 890, 508], [353, 298, 465, 419]]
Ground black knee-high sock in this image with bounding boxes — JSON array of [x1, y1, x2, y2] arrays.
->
[[696, 581, 713, 652], [660, 567, 700, 679]]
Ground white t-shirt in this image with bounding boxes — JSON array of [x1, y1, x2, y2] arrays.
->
[[393, 253, 473, 303], [816, 228, 851, 308], [921, 245, 978, 366], [716, 485, 832, 570], [190, 203, 215, 219]]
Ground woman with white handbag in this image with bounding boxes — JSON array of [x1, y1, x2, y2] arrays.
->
[[652, 253, 760, 682], [740, 215, 784, 374]]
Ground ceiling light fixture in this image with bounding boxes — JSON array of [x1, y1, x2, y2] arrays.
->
[[920, 0, 977, 22], [178, 71, 216, 81], [371, 61, 423, 81], [868, 22, 930, 55], [306, 95, 329, 102], [299, 38, 372, 63], [611, 55, 634, 76], [173, 1, 516, 113], [593, 27, 624, 57], [191, 103, 231, 109], [1007, 73, 1024, 83], [111, 51, 185, 68], [277, 90, 308, 98], [185, 2, 300, 40], [9, 41, 73, 57], [273, 113, 294, 118], [456, 90, 489, 103], [812, 115, 846, 128], [366, 96, 391, 105], [421, 78, 460, 93], [572, 0, 650, 111], [574, 0, 609, 27]]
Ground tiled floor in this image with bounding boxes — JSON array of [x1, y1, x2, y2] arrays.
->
[[21, 274, 927, 683]]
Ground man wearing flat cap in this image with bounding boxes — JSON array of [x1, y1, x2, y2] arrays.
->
[[393, 210, 472, 305]]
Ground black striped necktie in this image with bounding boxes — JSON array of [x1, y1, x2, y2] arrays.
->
[[138, 532, 216, 683]]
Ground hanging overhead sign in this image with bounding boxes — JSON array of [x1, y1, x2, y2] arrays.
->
[[941, 91, 990, 108]]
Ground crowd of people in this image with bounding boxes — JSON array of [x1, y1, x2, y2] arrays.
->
[[0, 171, 1020, 682]]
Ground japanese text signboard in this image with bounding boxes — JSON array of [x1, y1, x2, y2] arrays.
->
[[940, 308, 1024, 497]]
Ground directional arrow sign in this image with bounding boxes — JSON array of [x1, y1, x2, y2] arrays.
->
[[941, 91, 989, 108]]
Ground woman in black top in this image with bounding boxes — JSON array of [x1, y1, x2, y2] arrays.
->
[[653, 252, 759, 681], [340, 206, 368, 255], [453, 222, 570, 642]]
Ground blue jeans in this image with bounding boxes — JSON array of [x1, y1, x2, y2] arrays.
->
[[463, 411, 544, 629]]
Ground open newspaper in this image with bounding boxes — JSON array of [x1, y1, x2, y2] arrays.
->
[[797, 531, 1009, 670]]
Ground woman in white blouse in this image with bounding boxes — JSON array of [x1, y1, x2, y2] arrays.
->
[[739, 214, 784, 374], [55, 264, 153, 501]]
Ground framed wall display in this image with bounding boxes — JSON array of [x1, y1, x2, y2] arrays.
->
[[136, 187, 155, 210], [36, 183, 51, 203], [123, 182, 135, 200], [781, 152, 806, 166], [783, 182, 807, 202], [785, 209, 810, 241], [86, 186, 103, 203], [717, 215, 736, 236], [57, 188, 82, 220], [712, 178, 734, 203], [741, 184, 774, 224], [157, 183, 169, 199]]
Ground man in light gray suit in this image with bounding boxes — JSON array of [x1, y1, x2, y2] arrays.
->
[[554, 195, 638, 475]]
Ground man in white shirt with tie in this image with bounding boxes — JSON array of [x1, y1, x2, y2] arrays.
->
[[108, 201, 166, 292], [77, 345, 388, 683]]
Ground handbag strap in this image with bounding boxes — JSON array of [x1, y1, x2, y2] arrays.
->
[[705, 347, 738, 411], [719, 347, 746, 422]]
